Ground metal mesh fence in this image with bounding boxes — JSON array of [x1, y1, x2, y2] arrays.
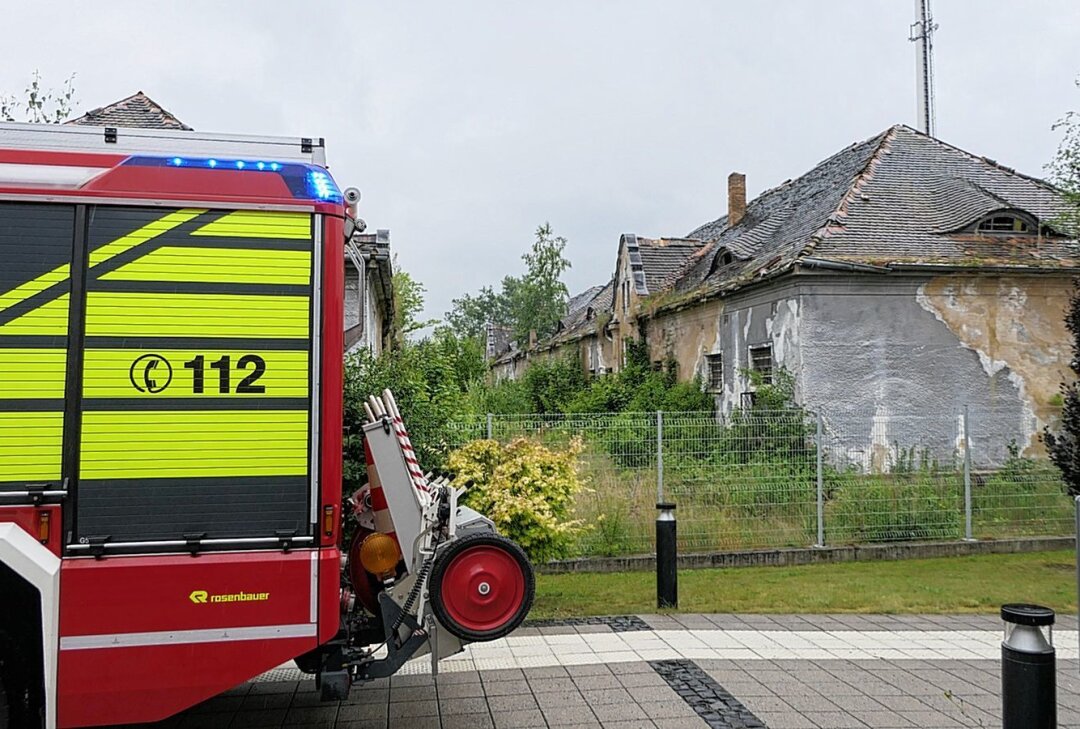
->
[[444, 405, 1070, 557]]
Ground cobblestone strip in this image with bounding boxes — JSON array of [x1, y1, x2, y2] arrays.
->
[[650, 658, 767, 729], [523, 615, 652, 631]]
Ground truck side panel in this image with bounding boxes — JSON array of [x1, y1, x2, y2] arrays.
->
[[56, 550, 319, 728]]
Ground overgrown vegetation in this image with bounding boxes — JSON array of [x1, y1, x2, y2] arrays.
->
[[447, 438, 584, 562], [1044, 279, 1080, 496], [447, 222, 571, 348]]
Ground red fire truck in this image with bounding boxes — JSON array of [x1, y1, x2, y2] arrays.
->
[[0, 122, 534, 728]]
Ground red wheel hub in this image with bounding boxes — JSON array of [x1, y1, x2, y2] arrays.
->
[[440, 544, 526, 633]]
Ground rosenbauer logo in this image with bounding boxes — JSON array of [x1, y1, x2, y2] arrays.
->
[[189, 589, 270, 605]]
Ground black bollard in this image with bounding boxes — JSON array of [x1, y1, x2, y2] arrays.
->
[[656, 502, 677, 609], [1001, 603, 1056, 729]]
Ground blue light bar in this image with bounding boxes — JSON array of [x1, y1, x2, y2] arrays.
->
[[306, 170, 341, 202], [123, 155, 344, 204]]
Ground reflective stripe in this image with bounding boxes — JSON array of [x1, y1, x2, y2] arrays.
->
[[80, 410, 309, 479], [88, 209, 204, 267], [59, 622, 317, 650], [0, 294, 69, 336], [0, 411, 63, 482], [101, 246, 312, 285], [192, 211, 312, 240], [84, 291, 310, 338], [82, 349, 310, 399], [0, 348, 66, 398]]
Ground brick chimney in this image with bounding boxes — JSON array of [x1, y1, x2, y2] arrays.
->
[[728, 172, 746, 227]]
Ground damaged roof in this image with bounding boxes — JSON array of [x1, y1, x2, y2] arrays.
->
[[637, 237, 708, 294], [66, 91, 193, 130], [673, 124, 1077, 304]]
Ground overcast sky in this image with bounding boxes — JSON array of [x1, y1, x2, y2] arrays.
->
[[4, 1, 1078, 323]]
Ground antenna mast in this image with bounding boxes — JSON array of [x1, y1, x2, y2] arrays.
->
[[909, 0, 938, 136]]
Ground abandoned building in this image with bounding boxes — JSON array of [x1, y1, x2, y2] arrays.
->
[[492, 124, 1077, 464]]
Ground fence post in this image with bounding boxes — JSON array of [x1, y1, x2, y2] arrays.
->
[[963, 404, 974, 541], [815, 411, 825, 548], [486, 412, 493, 440], [656, 410, 664, 503]]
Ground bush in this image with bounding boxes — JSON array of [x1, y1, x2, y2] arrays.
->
[[447, 437, 584, 562]]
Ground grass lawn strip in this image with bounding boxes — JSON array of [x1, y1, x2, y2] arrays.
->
[[531, 549, 1078, 619]]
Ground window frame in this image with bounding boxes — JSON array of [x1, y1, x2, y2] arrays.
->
[[705, 352, 724, 392], [748, 343, 774, 385]]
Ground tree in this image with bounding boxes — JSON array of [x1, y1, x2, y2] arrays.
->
[[1048, 78, 1080, 236], [446, 285, 508, 340], [389, 257, 436, 347], [509, 223, 571, 347], [1044, 81, 1080, 495], [446, 223, 571, 349], [1, 71, 77, 123], [1045, 282, 1080, 496]]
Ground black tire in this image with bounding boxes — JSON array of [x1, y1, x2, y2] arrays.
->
[[429, 532, 535, 642]]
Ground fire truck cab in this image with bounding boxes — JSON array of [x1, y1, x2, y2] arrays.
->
[[0, 122, 534, 728]]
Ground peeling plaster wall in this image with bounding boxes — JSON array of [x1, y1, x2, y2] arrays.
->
[[645, 282, 801, 417], [915, 275, 1071, 452], [798, 273, 1070, 467]]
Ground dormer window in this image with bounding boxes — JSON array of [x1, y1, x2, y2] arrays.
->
[[707, 247, 736, 277], [973, 211, 1039, 235]]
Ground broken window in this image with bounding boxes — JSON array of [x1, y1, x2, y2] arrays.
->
[[705, 353, 723, 392], [749, 344, 773, 385], [976, 215, 1031, 234]]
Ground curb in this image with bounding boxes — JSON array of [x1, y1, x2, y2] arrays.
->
[[539, 535, 1075, 574]]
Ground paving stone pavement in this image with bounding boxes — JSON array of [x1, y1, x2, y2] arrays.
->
[[125, 614, 1079, 729]]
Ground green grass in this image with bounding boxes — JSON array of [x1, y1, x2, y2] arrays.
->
[[531, 550, 1078, 619]]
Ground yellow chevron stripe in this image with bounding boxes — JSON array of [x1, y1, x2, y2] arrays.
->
[[0, 412, 63, 482], [0, 208, 205, 317], [191, 211, 311, 240], [80, 410, 308, 479], [84, 292, 310, 338], [0, 264, 69, 315], [0, 295, 69, 336], [100, 247, 312, 285], [83, 349, 309, 398], [0, 349, 66, 398], [88, 209, 205, 267]]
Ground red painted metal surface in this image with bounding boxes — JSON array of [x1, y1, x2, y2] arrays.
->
[[0, 147, 342, 212], [58, 551, 315, 636], [0, 505, 63, 556], [57, 550, 320, 726], [320, 213, 345, 549], [58, 637, 314, 727], [440, 545, 526, 632]]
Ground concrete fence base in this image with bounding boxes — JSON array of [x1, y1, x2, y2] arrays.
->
[[540, 536, 1075, 574]]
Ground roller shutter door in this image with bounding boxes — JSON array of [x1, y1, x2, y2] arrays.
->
[[0, 203, 74, 493], [75, 207, 315, 545]]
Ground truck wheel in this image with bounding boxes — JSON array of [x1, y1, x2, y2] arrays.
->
[[429, 533, 534, 642]]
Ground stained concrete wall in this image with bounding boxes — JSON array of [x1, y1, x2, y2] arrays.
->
[[642, 271, 1070, 466], [797, 272, 1071, 467], [645, 282, 801, 417]]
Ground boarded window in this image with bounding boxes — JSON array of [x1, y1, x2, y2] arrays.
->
[[749, 344, 773, 384], [705, 353, 723, 392]]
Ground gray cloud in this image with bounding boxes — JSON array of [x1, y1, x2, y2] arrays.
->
[[4, 0, 1078, 322]]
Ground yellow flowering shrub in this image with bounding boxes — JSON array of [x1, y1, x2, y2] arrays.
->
[[447, 437, 583, 563]]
